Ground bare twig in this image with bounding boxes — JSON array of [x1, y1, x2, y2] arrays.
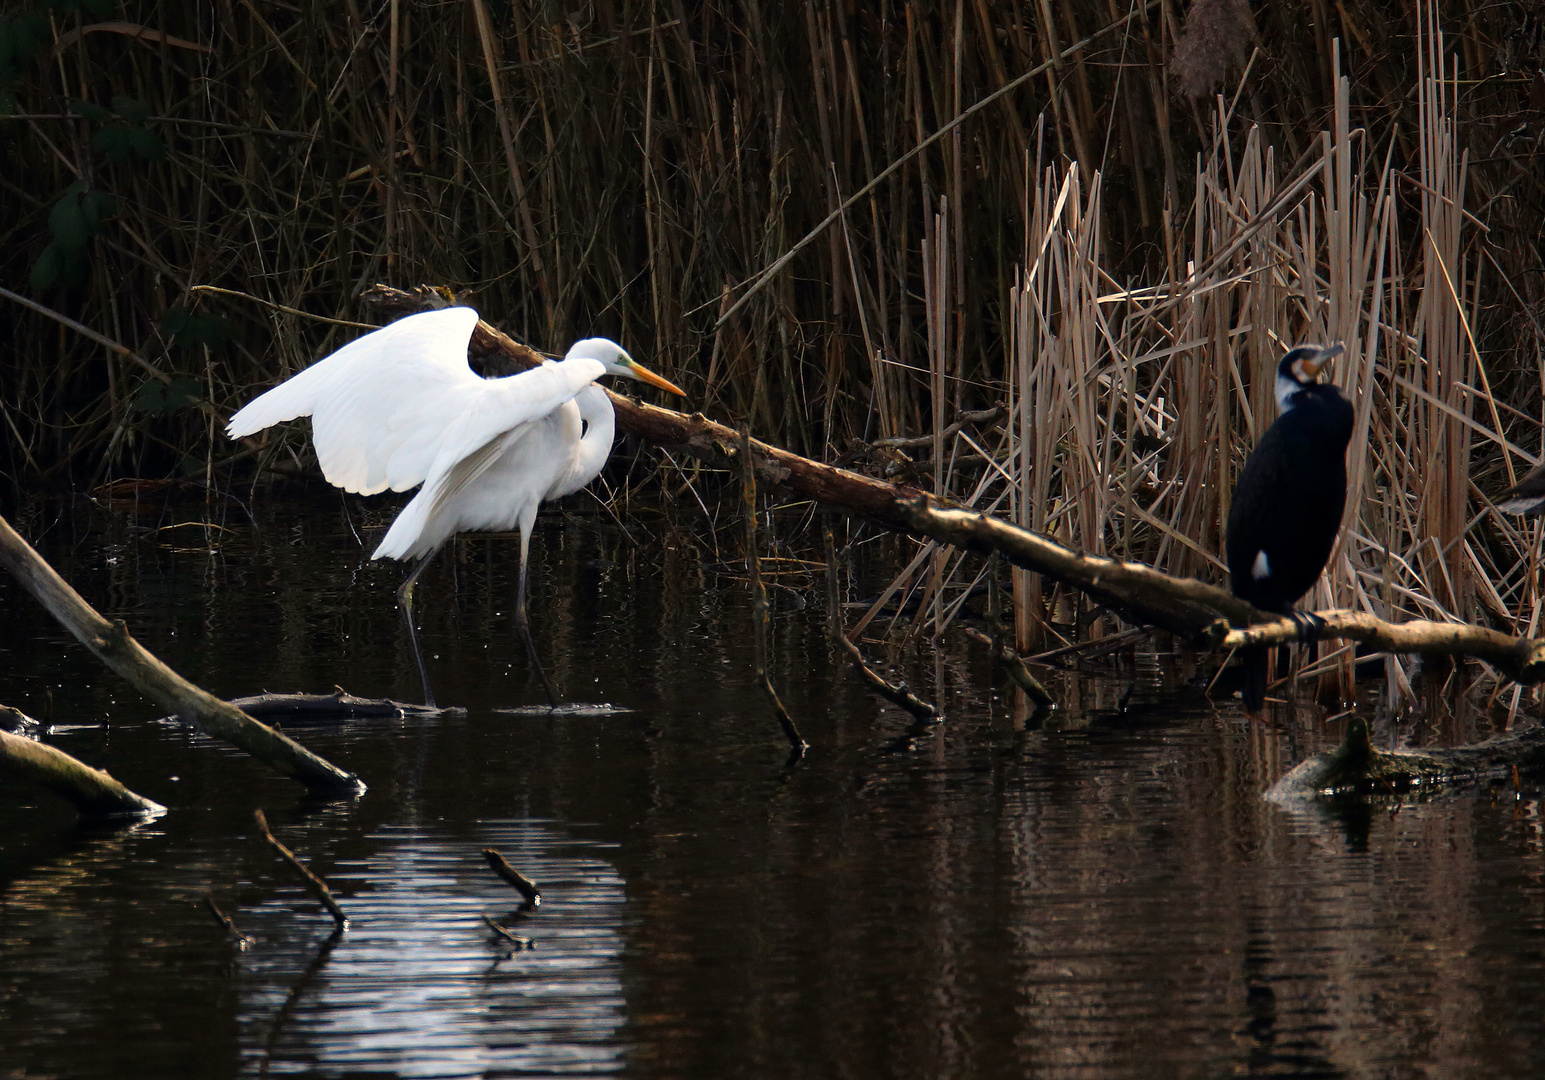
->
[[253, 808, 348, 928], [741, 426, 809, 754], [481, 848, 541, 907], [203, 893, 254, 949], [961, 628, 1055, 709]]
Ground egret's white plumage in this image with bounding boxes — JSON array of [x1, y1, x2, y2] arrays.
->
[[226, 306, 685, 707]]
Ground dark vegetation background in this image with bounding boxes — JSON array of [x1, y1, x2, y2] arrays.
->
[[1, 0, 1540, 486]]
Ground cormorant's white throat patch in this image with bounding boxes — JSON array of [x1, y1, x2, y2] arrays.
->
[[1275, 372, 1301, 412], [1251, 549, 1271, 581]]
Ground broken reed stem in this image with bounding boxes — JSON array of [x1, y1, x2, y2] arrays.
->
[[203, 893, 254, 949], [961, 628, 1055, 709], [741, 425, 808, 753], [0, 726, 166, 819], [823, 526, 938, 721], [481, 848, 541, 907], [253, 808, 348, 928]]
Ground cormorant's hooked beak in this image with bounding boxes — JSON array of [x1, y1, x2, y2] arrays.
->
[[1292, 342, 1344, 383], [623, 356, 688, 397]]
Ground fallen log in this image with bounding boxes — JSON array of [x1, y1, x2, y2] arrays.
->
[[356, 285, 1545, 690], [0, 727, 166, 819], [0, 512, 364, 796]]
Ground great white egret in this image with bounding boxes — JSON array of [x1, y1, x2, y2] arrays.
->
[[226, 306, 686, 708], [1225, 343, 1354, 710]]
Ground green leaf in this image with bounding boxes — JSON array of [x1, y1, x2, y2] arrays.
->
[[110, 95, 150, 123], [131, 376, 201, 415], [131, 380, 166, 413], [82, 0, 116, 16], [30, 242, 65, 290], [0, 22, 15, 73], [164, 376, 201, 409], [81, 189, 116, 228], [126, 126, 164, 162], [68, 98, 113, 123], [93, 124, 134, 162], [0, 88, 17, 117], [48, 193, 89, 251], [162, 307, 238, 352], [42, 0, 83, 12]]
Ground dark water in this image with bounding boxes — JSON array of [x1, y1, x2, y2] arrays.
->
[[3, 493, 1544, 1079]]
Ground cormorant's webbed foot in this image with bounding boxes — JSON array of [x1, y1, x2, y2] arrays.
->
[[1289, 610, 1326, 643]]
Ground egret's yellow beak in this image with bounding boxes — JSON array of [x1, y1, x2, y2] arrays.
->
[[626, 358, 687, 397]]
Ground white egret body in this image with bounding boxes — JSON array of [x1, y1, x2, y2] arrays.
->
[[226, 306, 685, 707]]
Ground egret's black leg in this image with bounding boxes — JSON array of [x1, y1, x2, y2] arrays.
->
[[514, 530, 560, 708], [398, 550, 440, 708]]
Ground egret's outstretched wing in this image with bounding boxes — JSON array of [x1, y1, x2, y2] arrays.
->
[[226, 307, 604, 498], [227, 308, 483, 494]]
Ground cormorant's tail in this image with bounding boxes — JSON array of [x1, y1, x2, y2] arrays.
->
[[1241, 646, 1268, 712]]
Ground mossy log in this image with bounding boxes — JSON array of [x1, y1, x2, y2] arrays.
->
[[1266, 717, 1545, 800], [0, 513, 364, 796], [0, 727, 165, 819]]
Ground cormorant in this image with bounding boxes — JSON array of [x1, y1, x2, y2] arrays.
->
[[1225, 343, 1355, 710]]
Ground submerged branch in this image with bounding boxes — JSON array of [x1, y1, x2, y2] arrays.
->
[[482, 848, 541, 907]]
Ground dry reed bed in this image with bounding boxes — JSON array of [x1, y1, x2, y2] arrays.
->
[[872, 6, 1543, 714]]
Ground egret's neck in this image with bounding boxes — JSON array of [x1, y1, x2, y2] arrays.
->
[[554, 383, 617, 499]]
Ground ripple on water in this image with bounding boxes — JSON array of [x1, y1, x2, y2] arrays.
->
[[238, 820, 628, 1078]]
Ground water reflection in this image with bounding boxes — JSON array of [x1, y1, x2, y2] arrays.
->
[[1, 496, 1544, 1078], [239, 821, 627, 1077]]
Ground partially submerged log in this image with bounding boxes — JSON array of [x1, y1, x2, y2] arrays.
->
[[0, 512, 364, 796], [0, 727, 166, 819], [1266, 716, 1545, 800], [227, 690, 439, 723]]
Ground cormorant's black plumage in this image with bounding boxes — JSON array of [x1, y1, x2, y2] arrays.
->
[[1226, 344, 1355, 710]]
